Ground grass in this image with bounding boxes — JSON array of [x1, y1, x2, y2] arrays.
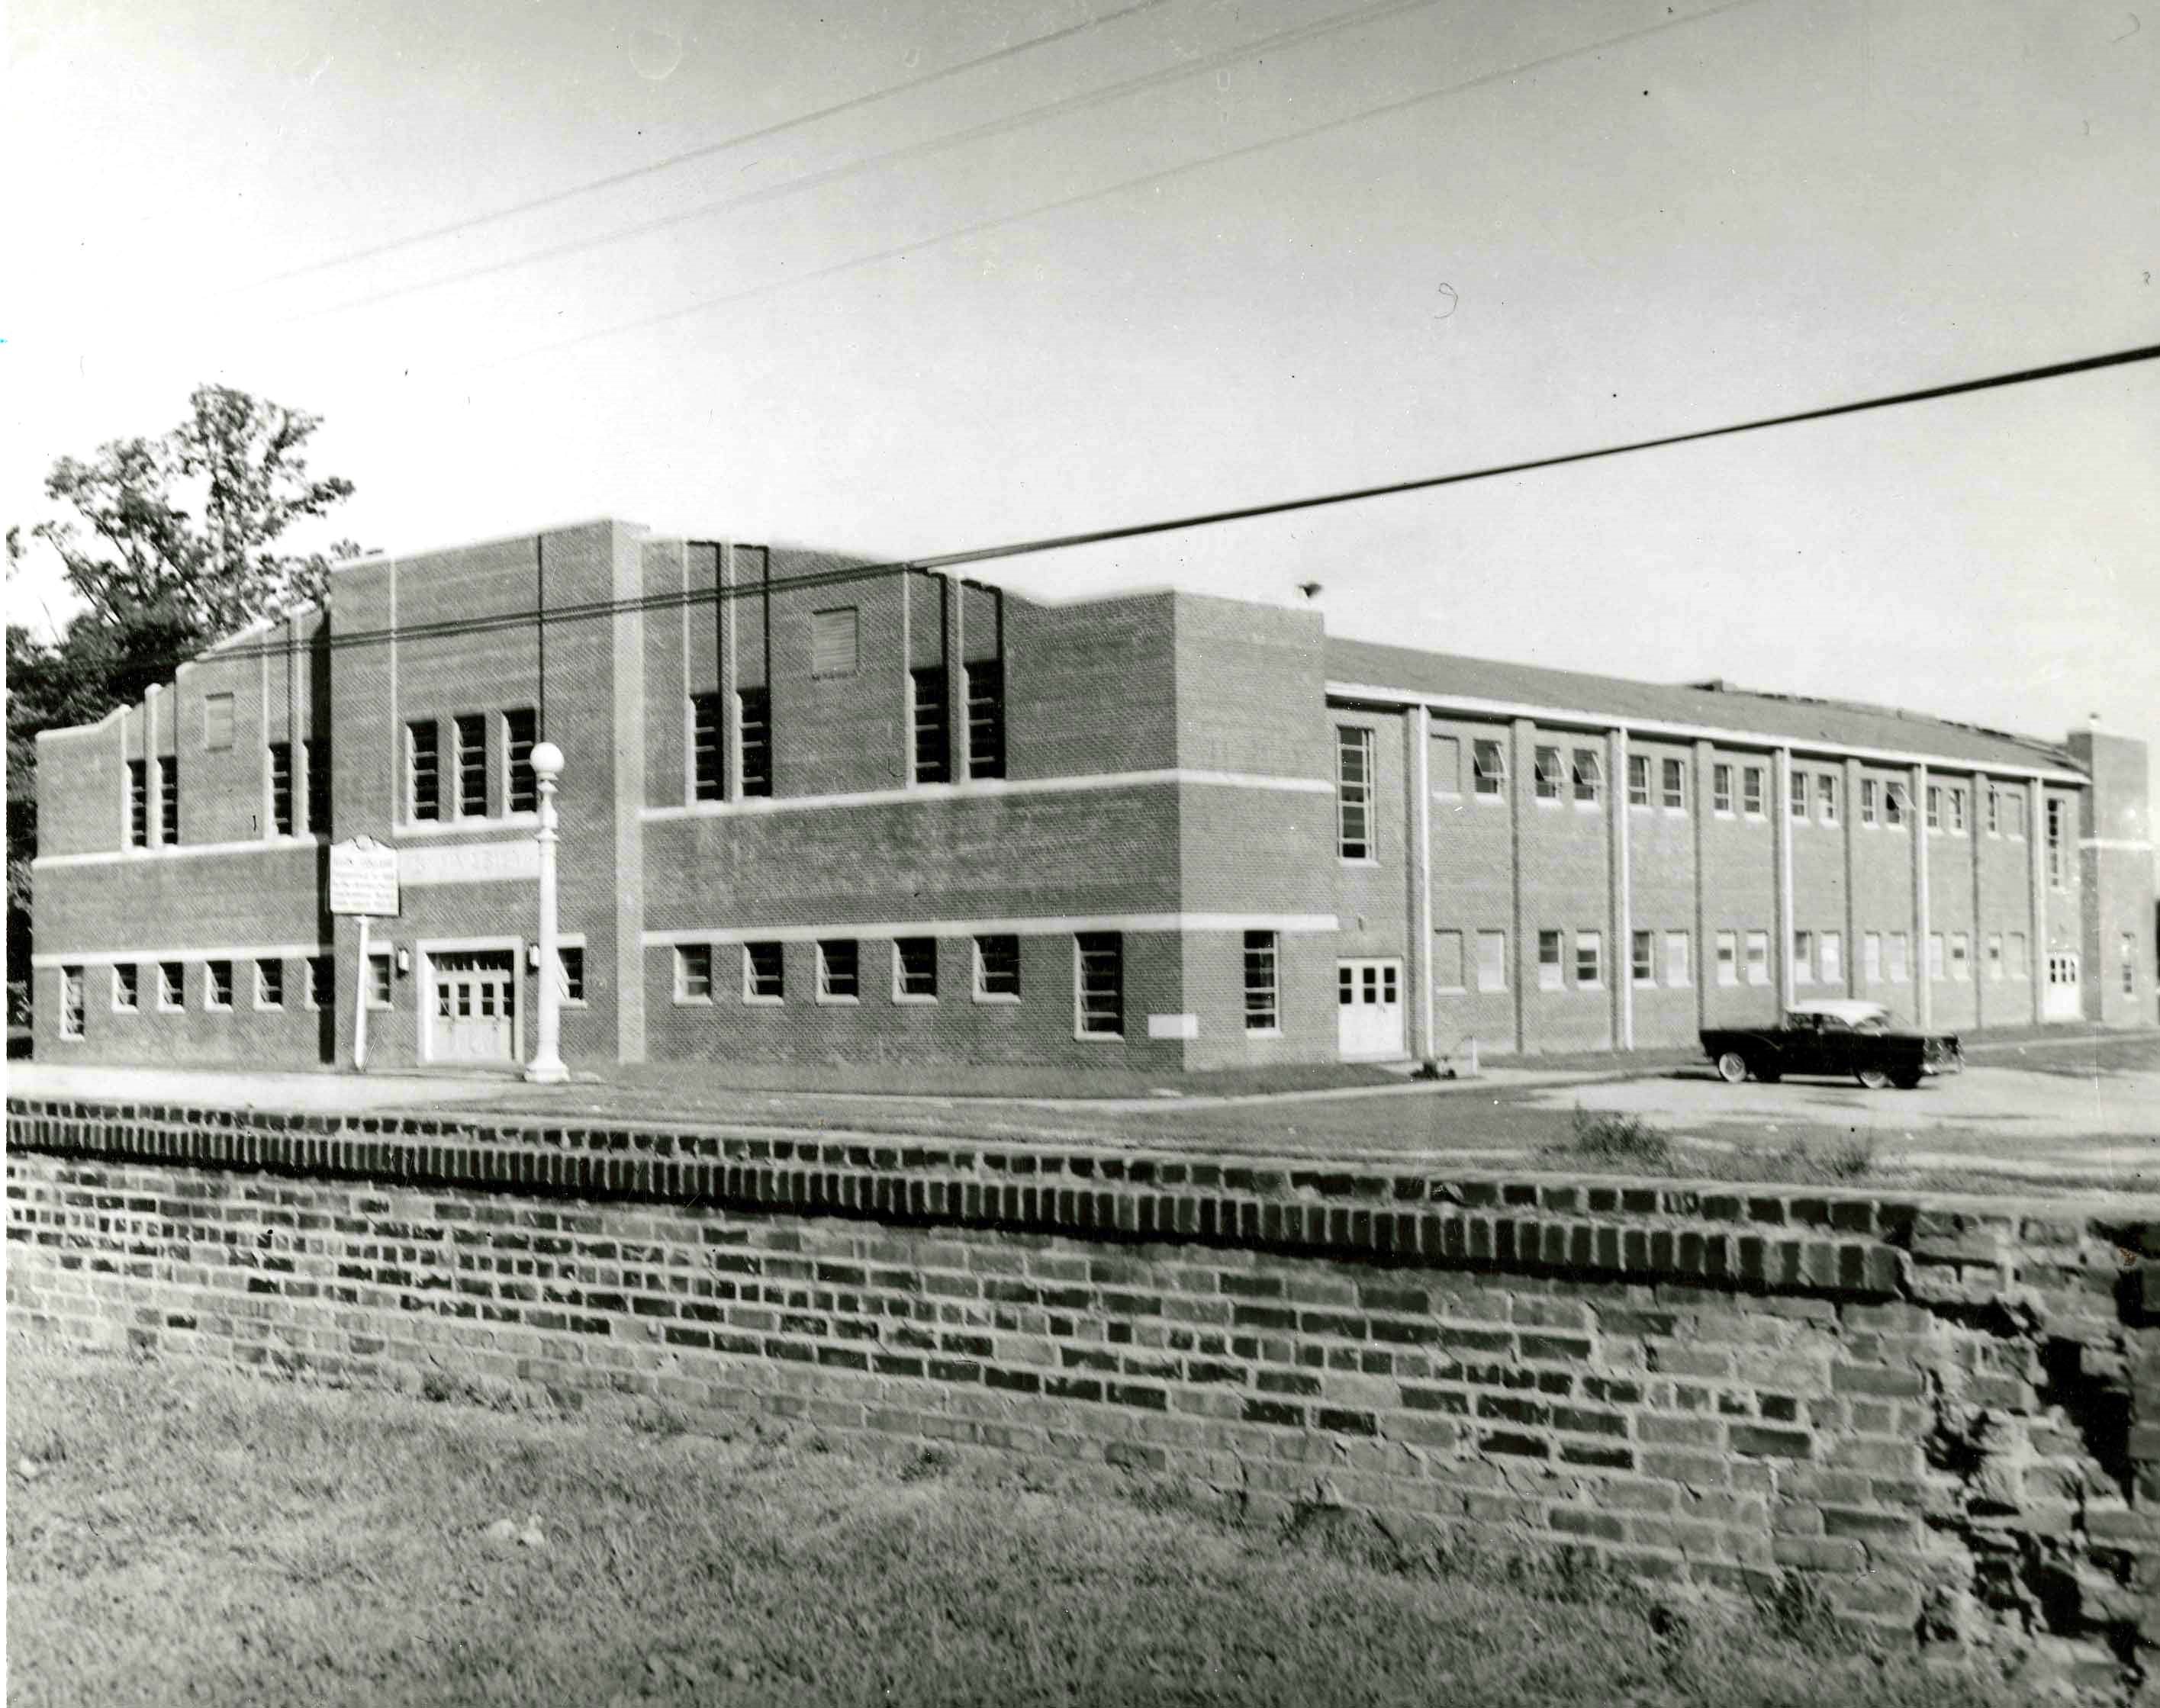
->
[[1546, 1108, 1882, 1187], [5, 1333, 2031, 1708]]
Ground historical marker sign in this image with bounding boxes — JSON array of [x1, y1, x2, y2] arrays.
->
[[329, 836, 401, 917]]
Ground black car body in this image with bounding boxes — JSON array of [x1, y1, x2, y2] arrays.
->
[[1700, 999, 1964, 1090]]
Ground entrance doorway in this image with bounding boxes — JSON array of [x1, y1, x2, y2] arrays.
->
[[1337, 958, 1405, 1060], [2043, 953, 2081, 1022], [429, 948, 517, 1063]]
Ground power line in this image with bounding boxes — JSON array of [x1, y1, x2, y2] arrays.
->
[[494, 0, 1769, 367], [290, 0, 1451, 325], [110, 336, 2160, 676], [237, 0, 1181, 293]]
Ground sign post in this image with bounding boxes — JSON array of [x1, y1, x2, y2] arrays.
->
[[329, 836, 401, 1071]]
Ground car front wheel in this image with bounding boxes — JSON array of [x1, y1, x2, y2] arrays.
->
[[1716, 1051, 1749, 1084], [1855, 1066, 1891, 1090], [1891, 1069, 1923, 1089]]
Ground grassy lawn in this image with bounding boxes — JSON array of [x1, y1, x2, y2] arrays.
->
[[7, 1334, 2023, 1708]]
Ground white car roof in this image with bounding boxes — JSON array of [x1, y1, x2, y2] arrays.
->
[[1788, 999, 1893, 1024]]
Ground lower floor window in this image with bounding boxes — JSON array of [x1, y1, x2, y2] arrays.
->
[[307, 954, 334, 1011], [1574, 931, 1602, 989], [2125, 933, 2138, 996], [1537, 931, 1563, 991], [60, 966, 85, 1037], [817, 939, 860, 1002], [1475, 931, 1506, 992], [1663, 931, 1690, 987], [744, 941, 784, 1002], [159, 960, 185, 1010], [1631, 930, 1654, 986], [206, 960, 235, 1011], [1715, 932, 1737, 986], [1791, 931, 1814, 984], [365, 950, 393, 1010], [558, 945, 585, 1005], [1075, 932, 1123, 1037], [112, 963, 139, 1012], [974, 934, 1020, 1001], [1744, 931, 1770, 986], [1820, 932, 1842, 987], [1243, 930, 1279, 1031], [894, 938, 938, 1000], [255, 958, 283, 1009], [674, 944, 713, 1002]]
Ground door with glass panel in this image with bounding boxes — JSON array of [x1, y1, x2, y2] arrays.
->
[[1336, 958, 1405, 1059], [429, 949, 517, 1063]]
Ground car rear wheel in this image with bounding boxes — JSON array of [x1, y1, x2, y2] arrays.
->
[[1855, 1066, 1891, 1090], [1890, 1069, 1923, 1090], [1716, 1051, 1749, 1084]]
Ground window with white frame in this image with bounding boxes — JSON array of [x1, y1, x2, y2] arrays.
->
[[974, 934, 1020, 1000], [128, 760, 149, 847], [1244, 930, 1280, 1031], [894, 938, 938, 1002], [1074, 932, 1123, 1037], [1745, 931, 1770, 986], [1660, 758, 1685, 812], [1743, 765, 1765, 817], [1337, 727, 1373, 859], [505, 709, 539, 815], [269, 742, 295, 835], [817, 939, 859, 1002], [1473, 739, 1506, 799], [1631, 930, 1654, 986], [1927, 933, 1946, 981], [1789, 773, 1809, 820], [1861, 779, 1878, 825], [1950, 934, 1969, 982], [1571, 748, 1601, 805], [1715, 931, 1737, 986], [690, 692, 726, 799], [1664, 931, 1690, 986], [255, 958, 284, 1010], [1885, 783, 1907, 827], [1575, 931, 1602, 988], [739, 688, 774, 796], [1985, 786, 2001, 835], [1925, 786, 1942, 831], [744, 942, 784, 1002], [1820, 932, 1842, 987], [1627, 754, 1650, 807], [1791, 930, 1814, 984], [1949, 787, 1966, 832], [1432, 928, 1464, 993], [1888, 932, 1910, 983], [1711, 764, 1733, 814], [407, 720, 440, 822], [1818, 774, 1838, 825], [1533, 745, 1563, 803], [202, 692, 234, 751], [206, 959, 235, 1011], [60, 966, 85, 1038], [453, 712, 488, 819], [674, 944, 713, 1003], [159, 960, 185, 1011], [366, 950, 393, 1010], [909, 670, 949, 786], [1476, 931, 1507, 992], [965, 661, 1006, 780], [1537, 931, 1563, 990], [112, 963, 139, 1012], [558, 945, 585, 1005]]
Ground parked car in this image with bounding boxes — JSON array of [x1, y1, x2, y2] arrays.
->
[[1700, 999, 1964, 1090]]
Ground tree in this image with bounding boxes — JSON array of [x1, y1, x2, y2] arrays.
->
[[8, 387, 362, 1019]]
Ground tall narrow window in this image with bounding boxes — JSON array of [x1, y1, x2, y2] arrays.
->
[[1742, 766, 1765, 817], [2046, 797, 2065, 886], [1817, 774, 1838, 824], [558, 947, 585, 1005], [366, 950, 393, 1009], [965, 661, 1006, 780], [1075, 932, 1123, 1037], [1820, 932, 1842, 986], [202, 692, 234, 751], [206, 960, 235, 1011], [739, 688, 773, 797], [817, 940, 859, 1002], [504, 708, 538, 814], [910, 667, 950, 784], [690, 692, 725, 800], [269, 742, 295, 835], [2123, 933, 2136, 996], [304, 738, 330, 835], [1745, 931, 1770, 986], [1926, 786, 1942, 830], [1949, 787, 1966, 832], [156, 758, 179, 844], [1711, 764, 1733, 814], [1244, 930, 1280, 1031], [1571, 747, 1601, 804], [1433, 929, 1464, 992], [1537, 931, 1563, 991], [1885, 783, 1907, 828], [59, 966, 85, 1039], [744, 942, 784, 1002], [1627, 753, 1650, 807], [1660, 758, 1685, 812], [453, 712, 488, 819], [1860, 780, 1878, 825], [1949, 934, 1969, 981], [1473, 739, 1506, 799], [256, 958, 284, 1010], [158, 960, 185, 1011], [1790, 774, 1810, 819], [1716, 931, 1738, 986], [307, 954, 333, 1012], [1533, 745, 1563, 802], [1792, 930, 1814, 984], [128, 760, 149, 847], [1631, 930, 1655, 986], [974, 934, 1020, 1000], [112, 964, 140, 1012], [1664, 931, 1691, 987], [1476, 931, 1506, 992], [1337, 726, 1373, 859], [1575, 931, 1602, 987], [1888, 933, 1910, 984], [407, 721, 439, 822], [1986, 786, 2001, 835]]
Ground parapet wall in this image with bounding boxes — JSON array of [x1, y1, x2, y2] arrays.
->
[[7, 1098, 2156, 1698]]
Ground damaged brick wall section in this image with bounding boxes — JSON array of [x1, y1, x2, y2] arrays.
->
[[6, 1096, 2156, 1700]]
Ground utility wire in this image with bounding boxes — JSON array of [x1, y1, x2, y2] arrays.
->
[[291, 0, 1450, 324], [495, 0, 1769, 366], [136, 337, 2160, 674], [238, 0, 1180, 292]]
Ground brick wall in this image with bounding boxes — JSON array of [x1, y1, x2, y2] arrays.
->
[[8, 1096, 2154, 1697]]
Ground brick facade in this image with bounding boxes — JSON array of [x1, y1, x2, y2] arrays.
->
[[31, 518, 2155, 1070]]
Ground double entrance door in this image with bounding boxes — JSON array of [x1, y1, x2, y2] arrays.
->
[[430, 949, 517, 1063]]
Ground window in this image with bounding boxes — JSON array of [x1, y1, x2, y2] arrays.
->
[[59, 966, 85, 1039], [505, 709, 538, 814], [1432, 929, 1463, 994], [974, 934, 1020, 1001], [2007, 933, 2029, 979], [810, 607, 859, 677], [1742, 766, 1765, 817], [268, 742, 295, 835], [2123, 933, 2137, 996], [1888, 932, 1910, 984], [306, 954, 333, 1011], [365, 950, 392, 1010], [1075, 932, 1123, 1037], [1927, 934, 1946, 981], [1716, 931, 1738, 986], [1820, 932, 1842, 986], [2002, 793, 2026, 839], [1926, 786, 1942, 831], [817, 939, 860, 1002], [744, 942, 784, 1002], [2046, 798, 2066, 886], [1860, 780, 1878, 825], [128, 760, 149, 847], [674, 944, 714, 1003], [158, 960, 185, 1011], [1711, 764, 1733, 814], [690, 692, 725, 800], [1476, 931, 1506, 992], [203, 692, 234, 751], [1818, 774, 1838, 825], [1473, 739, 1506, 799], [255, 958, 283, 1009], [1660, 757, 1685, 811], [1533, 745, 1563, 802], [894, 938, 938, 1001], [911, 668, 950, 784], [1745, 931, 1770, 986], [407, 721, 440, 821], [1337, 727, 1373, 859], [453, 713, 488, 819], [1987, 934, 2003, 981], [1431, 734, 1460, 796], [1863, 933, 1882, 985], [1571, 748, 1601, 805], [739, 688, 773, 796], [304, 739, 330, 836], [112, 964, 139, 1012], [1537, 931, 1563, 991], [156, 758, 179, 844], [1631, 930, 1654, 986], [1244, 930, 1280, 1031], [1627, 754, 1650, 807], [1949, 787, 1966, 833], [1986, 787, 2001, 836], [1790, 774, 1810, 820], [1792, 931, 1814, 985], [557, 946, 585, 1005], [1885, 783, 1907, 827], [1664, 931, 1691, 987], [965, 661, 1006, 780], [206, 959, 235, 1011], [1950, 934, 1970, 981]]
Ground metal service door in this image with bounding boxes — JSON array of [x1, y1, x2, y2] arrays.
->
[[2043, 954, 2081, 1021], [430, 950, 517, 1063], [1337, 958, 1405, 1060]]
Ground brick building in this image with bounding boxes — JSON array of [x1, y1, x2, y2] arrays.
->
[[31, 518, 2154, 1072]]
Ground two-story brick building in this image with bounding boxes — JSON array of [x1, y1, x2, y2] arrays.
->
[[31, 517, 2155, 1072]]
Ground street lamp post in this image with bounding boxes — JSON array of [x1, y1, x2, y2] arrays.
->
[[524, 741, 568, 1084]]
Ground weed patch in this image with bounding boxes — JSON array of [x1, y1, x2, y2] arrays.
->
[[1555, 1105, 1675, 1168]]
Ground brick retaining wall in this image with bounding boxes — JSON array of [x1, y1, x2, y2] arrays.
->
[[7, 1097, 2156, 1698]]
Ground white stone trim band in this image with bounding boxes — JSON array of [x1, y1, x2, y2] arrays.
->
[[641, 768, 1332, 822], [33, 942, 328, 969]]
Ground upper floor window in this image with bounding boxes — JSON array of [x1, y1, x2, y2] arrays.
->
[[112, 963, 139, 1012], [58, 966, 85, 1039], [203, 692, 234, 751], [453, 713, 488, 819], [156, 758, 179, 844], [966, 661, 1006, 780], [1711, 764, 1733, 815], [1817, 774, 1838, 825], [1742, 765, 1765, 817], [128, 760, 149, 848], [910, 668, 950, 785], [1575, 931, 1602, 988], [1337, 726, 1373, 860], [1789, 771, 1810, 819], [1985, 786, 2001, 836], [1472, 739, 1506, 799], [158, 960, 185, 1011], [1533, 745, 1563, 802], [1948, 786, 1966, 833], [1570, 748, 1601, 805], [1925, 785, 1942, 831], [269, 743, 295, 835], [1884, 783, 1907, 828], [504, 709, 538, 814], [810, 607, 858, 677], [1626, 753, 1650, 807], [407, 721, 440, 822], [1860, 779, 1878, 825], [304, 739, 331, 836], [2046, 796, 2067, 886], [739, 687, 773, 797], [690, 692, 725, 800], [1660, 757, 1685, 812], [1243, 930, 1280, 1032], [307, 954, 334, 1012], [557, 946, 585, 1005], [205, 959, 235, 1011]]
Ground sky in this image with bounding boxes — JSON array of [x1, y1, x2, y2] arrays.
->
[[4, 0, 2156, 822]]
